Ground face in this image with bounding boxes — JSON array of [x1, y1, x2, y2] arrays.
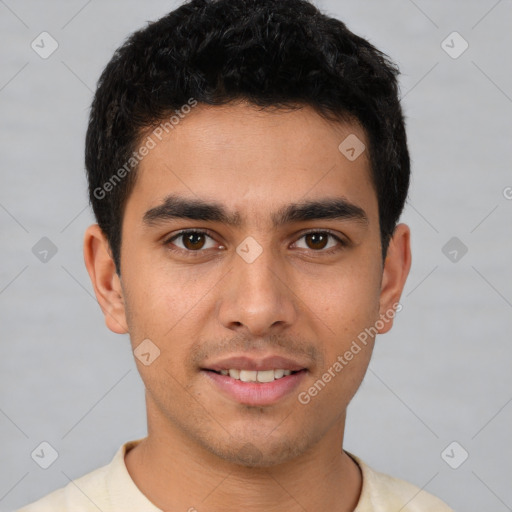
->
[[85, 102, 410, 467]]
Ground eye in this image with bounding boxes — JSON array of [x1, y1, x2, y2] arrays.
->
[[163, 229, 347, 256], [293, 230, 346, 252], [164, 230, 220, 253]]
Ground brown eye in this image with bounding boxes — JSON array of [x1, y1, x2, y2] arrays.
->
[[165, 230, 217, 252], [305, 232, 329, 250], [182, 232, 206, 250], [293, 231, 345, 253]]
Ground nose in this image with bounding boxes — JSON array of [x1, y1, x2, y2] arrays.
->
[[217, 244, 297, 337]]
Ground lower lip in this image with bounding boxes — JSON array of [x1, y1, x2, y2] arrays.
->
[[202, 370, 307, 406]]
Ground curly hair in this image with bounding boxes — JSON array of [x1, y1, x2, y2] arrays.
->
[[85, 0, 410, 274]]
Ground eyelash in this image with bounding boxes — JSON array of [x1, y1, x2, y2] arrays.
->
[[163, 229, 348, 257]]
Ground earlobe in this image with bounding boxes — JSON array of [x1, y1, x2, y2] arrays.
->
[[83, 224, 129, 334], [377, 223, 412, 334]]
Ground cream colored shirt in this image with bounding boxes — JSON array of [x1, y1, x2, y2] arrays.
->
[[17, 439, 454, 511]]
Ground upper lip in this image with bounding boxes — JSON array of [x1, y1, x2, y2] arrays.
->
[[202, 354, 309, 372]]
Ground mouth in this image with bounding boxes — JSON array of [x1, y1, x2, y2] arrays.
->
[[204, 368, 304, 382], [200, 354, 310, 405], [201, 368, 308, 406]]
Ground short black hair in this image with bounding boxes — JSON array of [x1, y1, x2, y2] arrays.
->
[[85, 0, 410, 275]]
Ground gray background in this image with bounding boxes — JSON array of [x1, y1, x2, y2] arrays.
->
[[1, 1, 511, 510]]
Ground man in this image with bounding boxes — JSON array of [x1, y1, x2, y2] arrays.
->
[[18, 0, 454, 510]]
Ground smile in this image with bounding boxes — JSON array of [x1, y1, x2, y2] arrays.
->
[[213, 368, 296, 382], [203, 369, 308, 406]]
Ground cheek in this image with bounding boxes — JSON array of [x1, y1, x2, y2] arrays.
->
[[123, 273, 202, 406], [123, 253, 206, 330], [122, 263, 220, 378], [299, 256, 382, 335]]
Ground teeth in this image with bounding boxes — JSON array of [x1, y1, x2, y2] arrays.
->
[[228, 369, 240, 379], [219, 369, 296, 382], [239, 370, 257, 382], [257, 370, 275, 383]]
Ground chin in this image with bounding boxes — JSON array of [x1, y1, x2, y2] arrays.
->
[[204, 433, 315, 468]]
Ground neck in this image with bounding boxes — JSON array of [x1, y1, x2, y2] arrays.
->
[[125, 401, 362, 512]]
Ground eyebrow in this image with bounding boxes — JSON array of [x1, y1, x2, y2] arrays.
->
[[142, 194, 369, 228]]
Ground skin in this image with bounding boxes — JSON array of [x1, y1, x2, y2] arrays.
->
[[84, 102, 411, 512]]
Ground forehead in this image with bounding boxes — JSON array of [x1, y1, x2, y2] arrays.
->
[[125, 103, 378, 227]]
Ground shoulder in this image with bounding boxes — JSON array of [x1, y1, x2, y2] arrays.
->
[[350, 454, 454, 512], [16, 439, 156, 512], [15, 462, 112, 512], [14, 440, 143, 512]]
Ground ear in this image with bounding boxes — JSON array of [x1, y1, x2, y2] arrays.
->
[[377, 223, 412, 334], [83, 224, 128, 334]]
